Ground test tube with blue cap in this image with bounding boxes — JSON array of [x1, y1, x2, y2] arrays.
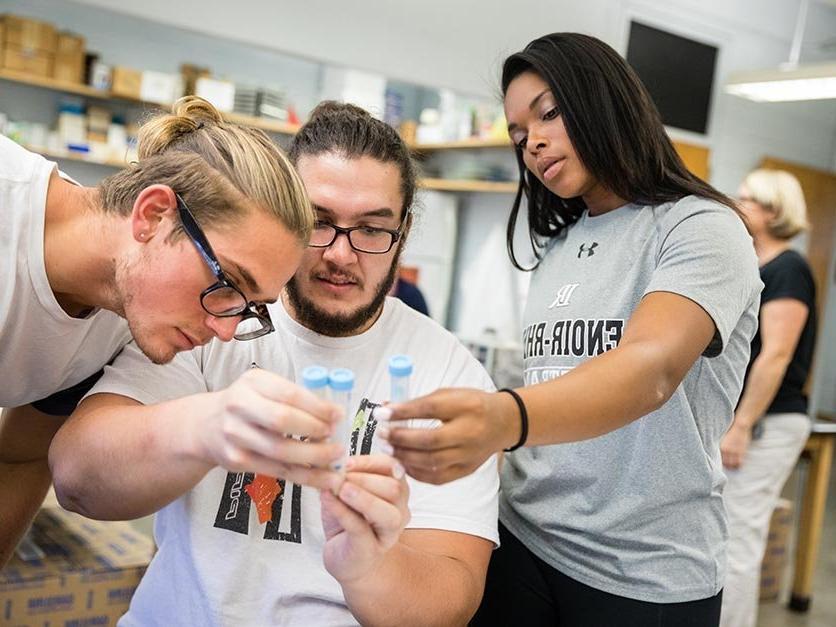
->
[[301, 365, 329, 401], [328, 368, 355, 473], [373, 354, 414, 431], [388, 355, 413, 403]]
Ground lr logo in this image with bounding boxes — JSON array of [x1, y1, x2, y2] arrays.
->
[[578, 242, 598, 258], [548, 283, 580, 309]]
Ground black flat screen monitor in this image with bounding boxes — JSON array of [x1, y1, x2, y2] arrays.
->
[[626, 21, 718, 134]]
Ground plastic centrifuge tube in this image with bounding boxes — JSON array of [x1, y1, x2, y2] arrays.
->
[[301, 365, 330, 401], [328, 368, 355, 473], [388, 355, 413, 403]]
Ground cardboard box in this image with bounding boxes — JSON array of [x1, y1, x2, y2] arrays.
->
[[0, 506, 154, 626], [1, 45, 53, 77], [52, 31, 85, 83], [56, 31, 84, 54], [53, 53, 84, 83], [759, 498, 793, 601], [111, 66, 142, 99], [0, 15, 57, 53]]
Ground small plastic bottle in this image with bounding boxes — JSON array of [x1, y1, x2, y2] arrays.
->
[[388, 355, 413, 403], [301, 365, 330, 401], [328, 368, 355, 473]]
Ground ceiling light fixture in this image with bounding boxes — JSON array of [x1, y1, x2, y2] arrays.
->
[[725, 0, 836, 102]]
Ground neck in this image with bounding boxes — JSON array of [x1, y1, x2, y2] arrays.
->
[[753, 234, 791, 266], [43, 173, 124, 317], [583, 187, 627, 216]]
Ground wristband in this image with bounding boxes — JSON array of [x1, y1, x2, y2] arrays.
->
[[499, 388, 528, 452]]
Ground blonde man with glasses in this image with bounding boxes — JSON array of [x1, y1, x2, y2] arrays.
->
[[0, 96, 316, 567]]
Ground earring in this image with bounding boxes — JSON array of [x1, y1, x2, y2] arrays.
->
[[139, 232, 146, 240]]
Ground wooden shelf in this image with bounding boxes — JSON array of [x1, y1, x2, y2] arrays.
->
[[24, 147, 520, 196], [0, 69, 298, 135], [419, 178, 517, 193], [25, 144, 129, 168], [412, 137, 512, 151]]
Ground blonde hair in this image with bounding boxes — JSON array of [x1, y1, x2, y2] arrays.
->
[[98, 96, 313, 242], [743, 169, 809, 240]]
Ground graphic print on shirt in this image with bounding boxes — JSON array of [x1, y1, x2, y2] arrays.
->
[[548, 283, 580, 309], [522, 317, 624, 384], [212, 397, 381, 542]]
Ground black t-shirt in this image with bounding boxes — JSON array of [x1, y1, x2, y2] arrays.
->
[[746, 249, 817, 415]]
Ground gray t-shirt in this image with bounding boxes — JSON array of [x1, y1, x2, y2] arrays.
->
[[499, 196, 762, 603]]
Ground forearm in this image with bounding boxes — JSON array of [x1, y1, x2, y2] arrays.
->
[[733, 353, 792, 428], [49, 394, 216, 520], [0, 460, 51, 567], [518, 341, 682, 446], [342, 543, 481, 627]]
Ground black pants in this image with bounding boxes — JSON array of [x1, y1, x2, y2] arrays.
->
[[471, 523, 722, 627]]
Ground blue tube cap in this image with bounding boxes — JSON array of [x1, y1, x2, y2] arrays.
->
[[329, 368, 355, 391], [302, 365, 329, 390], [388, 355, 413, 377]]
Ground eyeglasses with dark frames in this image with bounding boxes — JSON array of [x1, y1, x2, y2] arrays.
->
[[308, 210, 410, 254], [175, 193, 274, 341]]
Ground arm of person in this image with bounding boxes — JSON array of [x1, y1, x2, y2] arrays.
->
[[386, 291, 716, 483], [322, 455, 491, 626], [0, 404, 64, 567], [387, 202, 761, 484], [49, 368, 345, 520], [721, 297, 809, 468]]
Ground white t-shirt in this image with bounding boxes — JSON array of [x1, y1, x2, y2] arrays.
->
[[0, 136, 131, 408], [88, 297, 499, 627]]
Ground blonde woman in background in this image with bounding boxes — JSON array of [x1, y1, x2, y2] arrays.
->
[[0, 96, 335, 567], [720, 169, 817, 627]]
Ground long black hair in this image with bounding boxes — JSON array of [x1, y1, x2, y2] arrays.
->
[[502, 33, 739, 270]]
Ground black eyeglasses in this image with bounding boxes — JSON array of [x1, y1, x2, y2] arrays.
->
[[175, 193, 274, 341], [308, 211, 409, 254]]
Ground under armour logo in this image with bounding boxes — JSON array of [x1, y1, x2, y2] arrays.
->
[[578, 242, 598, 258], [548, 283, 580, 309]]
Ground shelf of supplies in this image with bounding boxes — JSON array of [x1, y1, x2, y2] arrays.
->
[[412, 137, 512, 151], [24, 144, 129, 168], [22, 147, 521, 195], [419, 178, 517, 193], [0, 69, 299, 135]]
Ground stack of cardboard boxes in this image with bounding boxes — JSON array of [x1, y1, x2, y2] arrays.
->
[[0, 14, 85, 83], [0, 507, 154, 625]]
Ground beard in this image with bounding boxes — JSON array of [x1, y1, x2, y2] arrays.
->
[[285, 246, 402, 337]]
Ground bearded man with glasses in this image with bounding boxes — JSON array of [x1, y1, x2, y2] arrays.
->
[[50, 102, 499, 626]]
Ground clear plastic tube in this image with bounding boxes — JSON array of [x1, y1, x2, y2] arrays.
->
[[388, 355, 413, 403], [301, 365, 330, 401], [328, 368, 355, 473]]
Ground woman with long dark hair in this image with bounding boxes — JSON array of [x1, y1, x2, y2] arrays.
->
[[385, 33, 762, 625]]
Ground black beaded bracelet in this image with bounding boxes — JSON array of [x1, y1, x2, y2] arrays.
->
[[499, 388, 528, 452]]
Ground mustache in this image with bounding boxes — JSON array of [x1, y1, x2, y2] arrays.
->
[[312, 263, 363, 288]]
